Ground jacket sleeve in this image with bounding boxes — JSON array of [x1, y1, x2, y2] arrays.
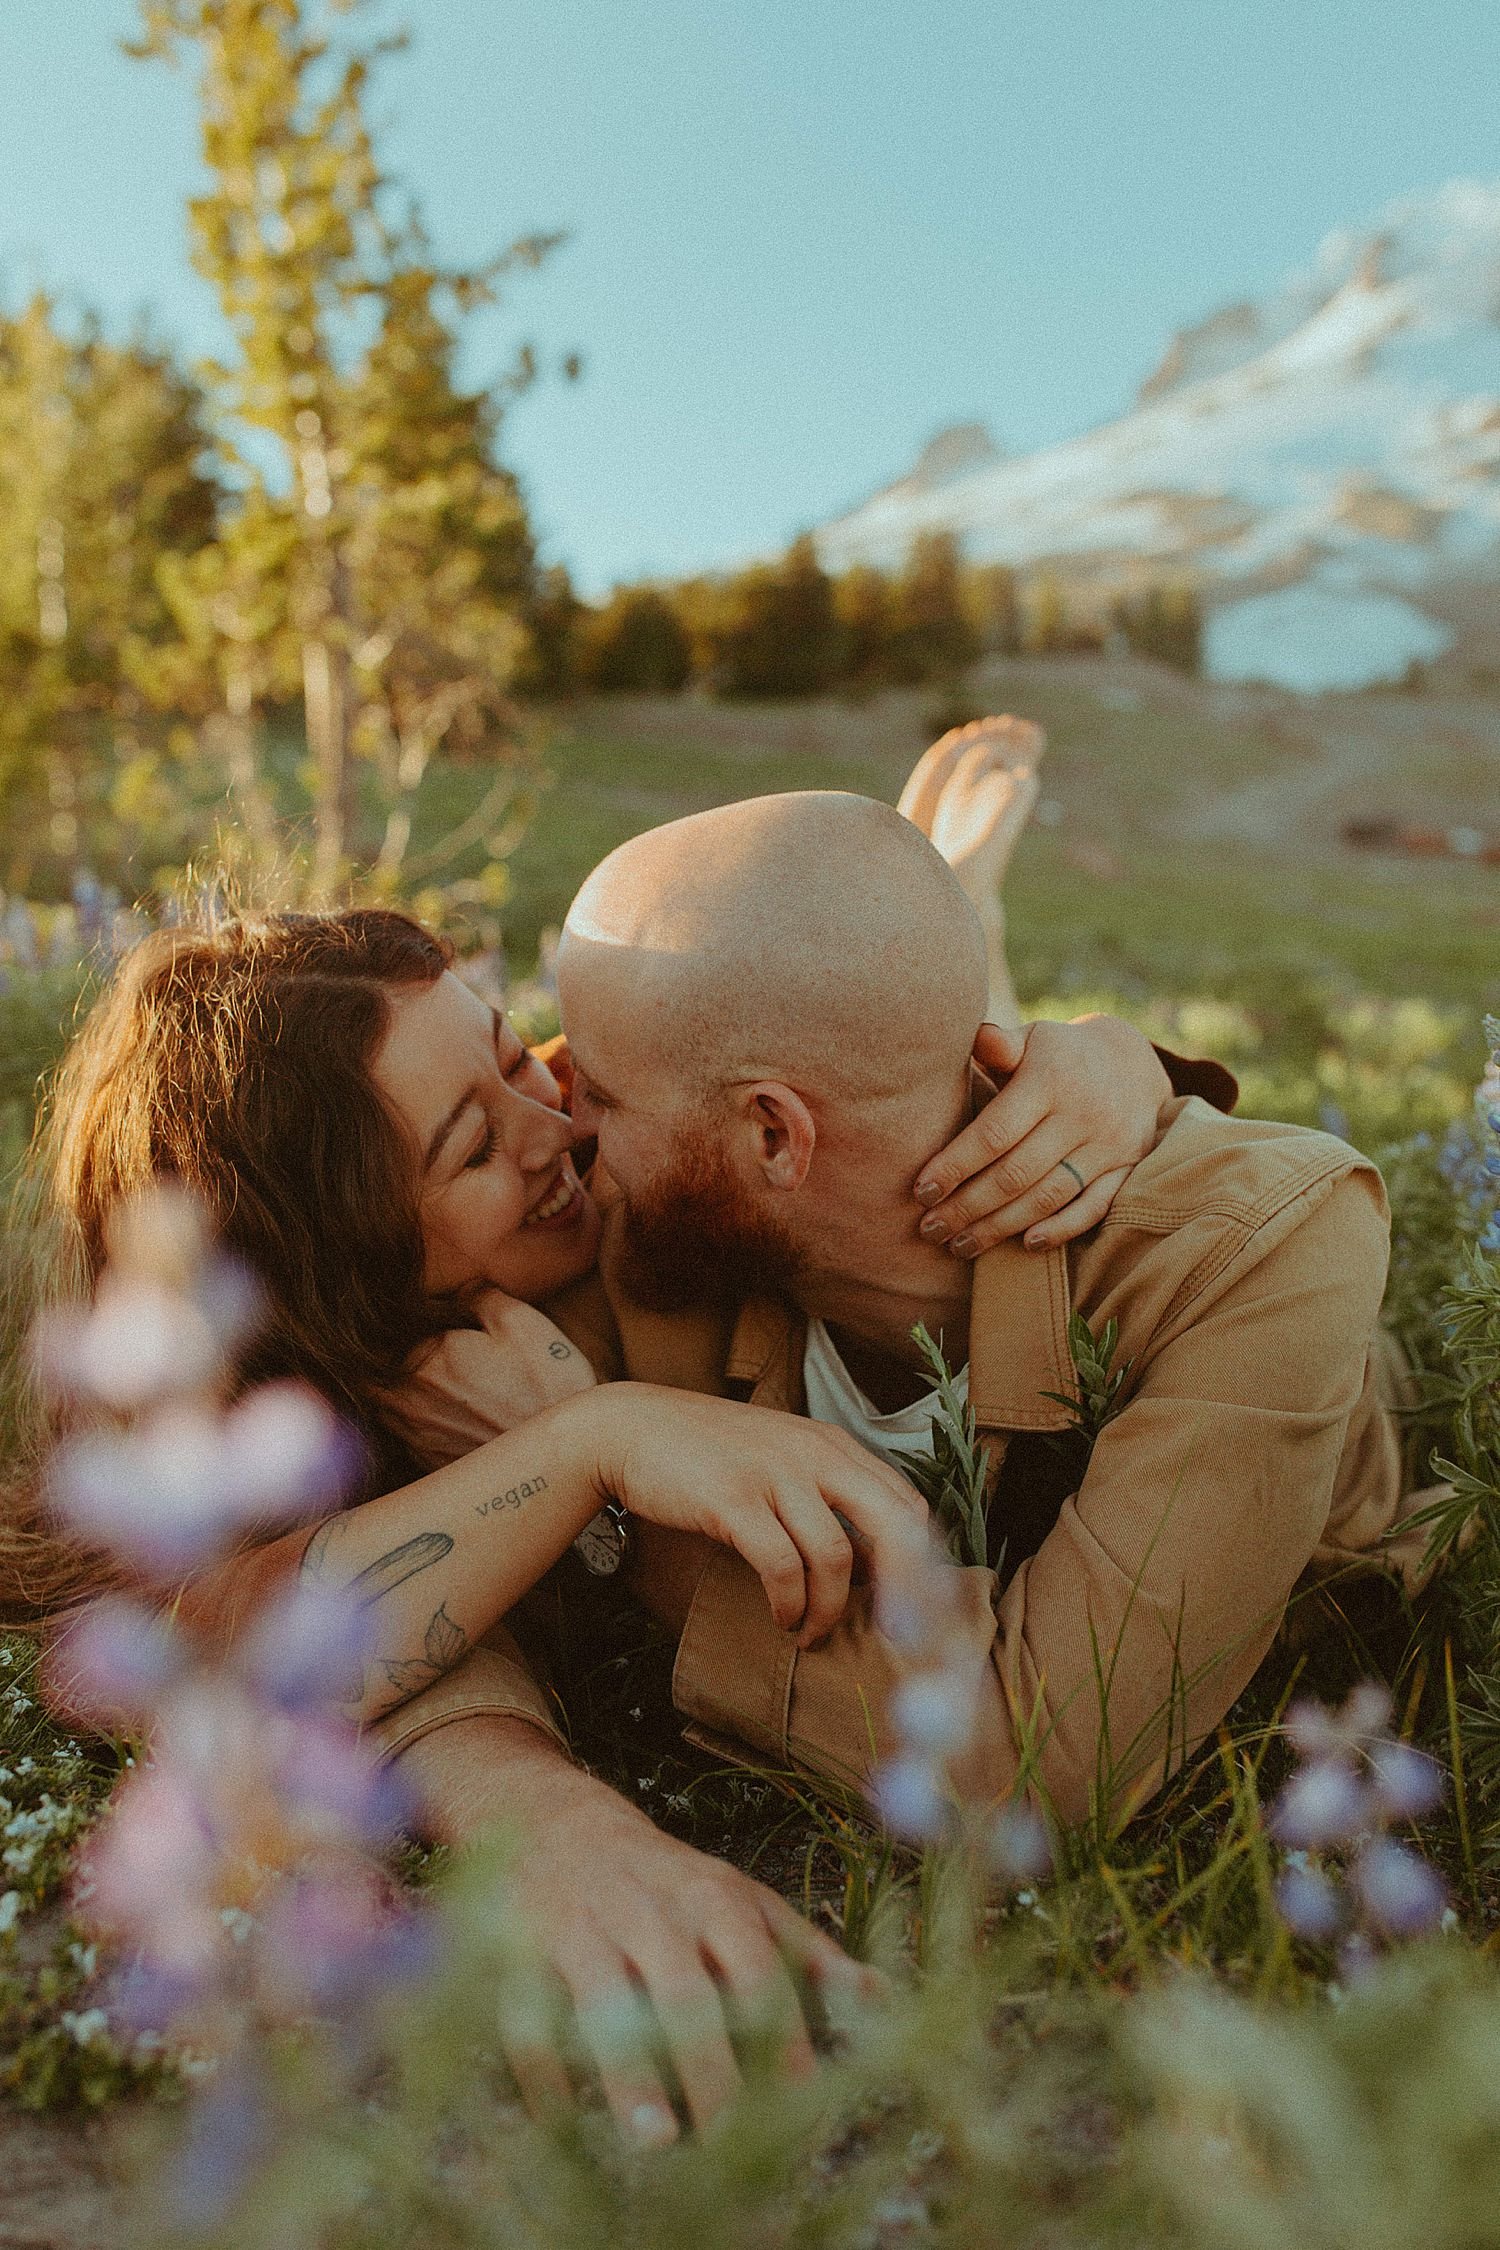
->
[[987, 1164, 1389, 1824]]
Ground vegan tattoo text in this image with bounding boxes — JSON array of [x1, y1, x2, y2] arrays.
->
[[474, 1475, 548, 1520]]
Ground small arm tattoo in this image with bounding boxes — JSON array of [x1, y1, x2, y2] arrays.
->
[[474, 1475, 548, 1520], [300, 1522, 455, 1607], [379, 1603, 470, 1697]]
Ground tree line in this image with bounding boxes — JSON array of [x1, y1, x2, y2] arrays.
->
[[522, 537, 1202, 702]]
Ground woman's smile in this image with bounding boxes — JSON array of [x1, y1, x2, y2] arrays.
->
[[522, 1163, 587, 1229]]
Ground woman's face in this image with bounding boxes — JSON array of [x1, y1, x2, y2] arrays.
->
[[370, 971, 601, 1302]]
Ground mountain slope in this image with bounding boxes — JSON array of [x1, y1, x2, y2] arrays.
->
[[817, 182, 1500, 692]]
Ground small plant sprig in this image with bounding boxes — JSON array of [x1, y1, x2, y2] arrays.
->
[[903, 1323, 991, 1569], [1042, 1311, 1135, 1443], [1402, 1016, 1500, 1569]]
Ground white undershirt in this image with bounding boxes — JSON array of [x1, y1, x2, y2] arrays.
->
[[802, 1316, 970, 1465]]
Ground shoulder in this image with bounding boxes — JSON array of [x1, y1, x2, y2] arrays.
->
[[1104, 1096, 1386, 1237], [1070, 1099, 1390, 1349]]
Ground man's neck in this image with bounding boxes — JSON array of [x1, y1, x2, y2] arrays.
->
[[794, 1207, 974, 1413]]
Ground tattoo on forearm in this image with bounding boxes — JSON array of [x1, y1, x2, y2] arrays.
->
[[301, 1522, 455, 1605], [380, 1603, 470, 1697], [474, 1474, 548, 1521]]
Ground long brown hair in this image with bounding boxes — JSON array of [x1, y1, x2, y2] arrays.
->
[[3, 908, 461, 1617]]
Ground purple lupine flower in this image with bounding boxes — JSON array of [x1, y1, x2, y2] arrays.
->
[[988, 1801, 1053, 1886], [50, 1384, 347, 1577], [52, 1596, 184, 1727], [889, 1670, 975, 1757], [1274, 1862, 1344, 1944], [874, 1755, 950, 1844], [1284, 1683, 1392, 1764], [171, 2062, 269, 2229], [33, 1278, 226, 1411], [272, 1718, 412, 1849], [235, 1583, 371, 1718], [1270, 1758, 1371, 1850], [1351, 1838, 1448, 1939], [254, 1868, 417, 2018], [1367, 1738, 1445, 1824]]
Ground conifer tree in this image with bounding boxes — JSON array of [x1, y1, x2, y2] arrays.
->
[[706, 535, 843, 698], [0, 296, 219, 889], [832, 563, 893, 689], [887, 531, 979, 683], [576, 586, 692, 694], [130, 0, 563, 897]]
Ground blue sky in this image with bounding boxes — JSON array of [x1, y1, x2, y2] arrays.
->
[[4, 0, 1498, 592]]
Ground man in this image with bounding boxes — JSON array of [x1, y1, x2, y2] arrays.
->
[[382, 790, 1430, 2130]]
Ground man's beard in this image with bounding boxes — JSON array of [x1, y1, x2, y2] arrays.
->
[[616, 1124, 803, 1315]]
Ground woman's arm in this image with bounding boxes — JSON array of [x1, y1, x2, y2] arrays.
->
[[181, 1383, 927, 1728]]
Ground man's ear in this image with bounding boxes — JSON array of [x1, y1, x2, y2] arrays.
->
[[737, 1081, 817, 1192]]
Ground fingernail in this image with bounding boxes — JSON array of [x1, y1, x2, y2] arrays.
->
[[914, 1180, 943, 1207], [629, 2102, 677, 2148], [950, 1233, 977, 1258], [918, 1213, 946, 1241]]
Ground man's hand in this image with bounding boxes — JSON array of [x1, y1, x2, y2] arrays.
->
[[400, 1714, 876, 2144], [913, 1016, 1173, 1256], [594, 1388, 929, 1647]]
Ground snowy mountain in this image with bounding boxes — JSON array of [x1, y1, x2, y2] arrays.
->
[[817, 182, 1500, 693]]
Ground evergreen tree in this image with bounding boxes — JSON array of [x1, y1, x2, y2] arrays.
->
[[577, 587, 692, 693], [1027, 573, 1070, 655], [516, 563, 585, 699], [0, 295, 219, 890], [707, 536, 843, 699], [1112, 580, 1203, 675], [887, 531, 979, 683], [968, 561, 1021, 657], [833, 563, 893, 688], [130, 0, 564, 897]]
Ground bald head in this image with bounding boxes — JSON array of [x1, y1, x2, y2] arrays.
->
[[560, 792, 987, 1113]]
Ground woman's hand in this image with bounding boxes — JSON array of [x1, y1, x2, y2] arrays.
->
[[589, 1388, 930, 1647], [913, 1016, 1173, 1256], [380, 1291, 597, 1469]]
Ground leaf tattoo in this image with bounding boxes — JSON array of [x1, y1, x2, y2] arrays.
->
[[380, 1603, 470, 1696]]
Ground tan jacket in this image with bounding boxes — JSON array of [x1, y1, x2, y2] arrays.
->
[[376, 1093, 1427, 1828]]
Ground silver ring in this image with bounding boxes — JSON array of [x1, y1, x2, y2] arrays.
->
[[1059, 1158, 1087, 1192]]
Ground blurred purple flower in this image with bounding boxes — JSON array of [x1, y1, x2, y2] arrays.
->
[[987, 1800, 1053, 1886], [33, 1278, 223, 1412], [1284, 1683, 1392, 1765], [1274, 1863, 1344, 1945], [255, 1869, 419, 2019], [1367, 1738, 1445, 1824], [171, 2062, 269, 2229], [80, 1764, 223, 1979], [1352, 1838, 1448, 1939], [236, 1583, 371, 1717], [874, 1755, 950, 1844], [889, 1670, 975, 1757], [1270, 1758, 1370, 1850], [50, 1385, 352, 1577], [52, 1596, 183, 1727], [272, 1718, 412, 1848], [218, 1382, 359, 1518]]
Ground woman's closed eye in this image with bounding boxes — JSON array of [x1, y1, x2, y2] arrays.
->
[[464, 1124, 499, 1170]]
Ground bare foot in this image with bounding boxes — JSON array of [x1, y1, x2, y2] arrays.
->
[[898, 715, 1048, 903]]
